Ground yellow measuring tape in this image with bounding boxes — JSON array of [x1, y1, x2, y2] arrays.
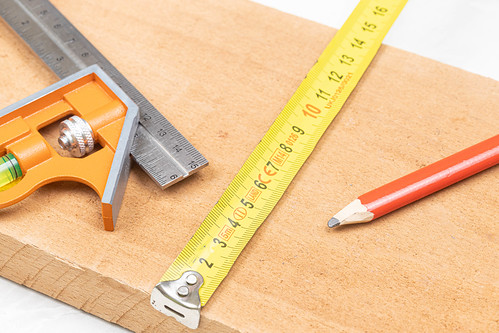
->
[[151, 0, 407, 328]]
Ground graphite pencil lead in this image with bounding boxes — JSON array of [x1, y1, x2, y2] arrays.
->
[[328, 217, 340, 228]]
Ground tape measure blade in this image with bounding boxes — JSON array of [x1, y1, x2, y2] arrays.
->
[[0, 0, 208, 189], [193, 0, 408, 296], [158, 0, 409, 311]]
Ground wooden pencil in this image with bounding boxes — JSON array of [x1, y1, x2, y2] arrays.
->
[[328, 134, 499, 228]]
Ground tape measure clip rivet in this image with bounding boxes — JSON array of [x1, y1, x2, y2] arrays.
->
[[151, 271, 203, 329]]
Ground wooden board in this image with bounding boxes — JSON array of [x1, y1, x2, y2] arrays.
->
[[0, 0, 498, 331]]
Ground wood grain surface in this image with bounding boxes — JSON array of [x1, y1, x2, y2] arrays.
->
[[0, 0, 498, 331]]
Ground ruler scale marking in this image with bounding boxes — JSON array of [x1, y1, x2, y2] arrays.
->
[[0, 0, 208, 189], [149, 0, 408, 329]]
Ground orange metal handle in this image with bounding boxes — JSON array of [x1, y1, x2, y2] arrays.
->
[[0, 70, 129, 230]]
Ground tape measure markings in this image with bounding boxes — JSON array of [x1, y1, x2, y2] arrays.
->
[[151, 0, 408, 328]]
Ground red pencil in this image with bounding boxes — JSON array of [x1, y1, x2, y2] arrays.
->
[[328, 134, 499, 228]]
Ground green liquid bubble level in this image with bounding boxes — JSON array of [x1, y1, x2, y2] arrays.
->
[[0, 153, 23, 191]]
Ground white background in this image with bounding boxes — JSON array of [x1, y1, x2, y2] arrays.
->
[[1, 0, 498, 332]]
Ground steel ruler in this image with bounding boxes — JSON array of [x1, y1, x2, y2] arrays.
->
[[0, 0, 208, 189], [151, 0, 408, 329]]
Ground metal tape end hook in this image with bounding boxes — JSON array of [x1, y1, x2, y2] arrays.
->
[[150, 271, 203, 329]]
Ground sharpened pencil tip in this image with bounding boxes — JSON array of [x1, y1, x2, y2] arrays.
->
[[328, 217, 340, 228]]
